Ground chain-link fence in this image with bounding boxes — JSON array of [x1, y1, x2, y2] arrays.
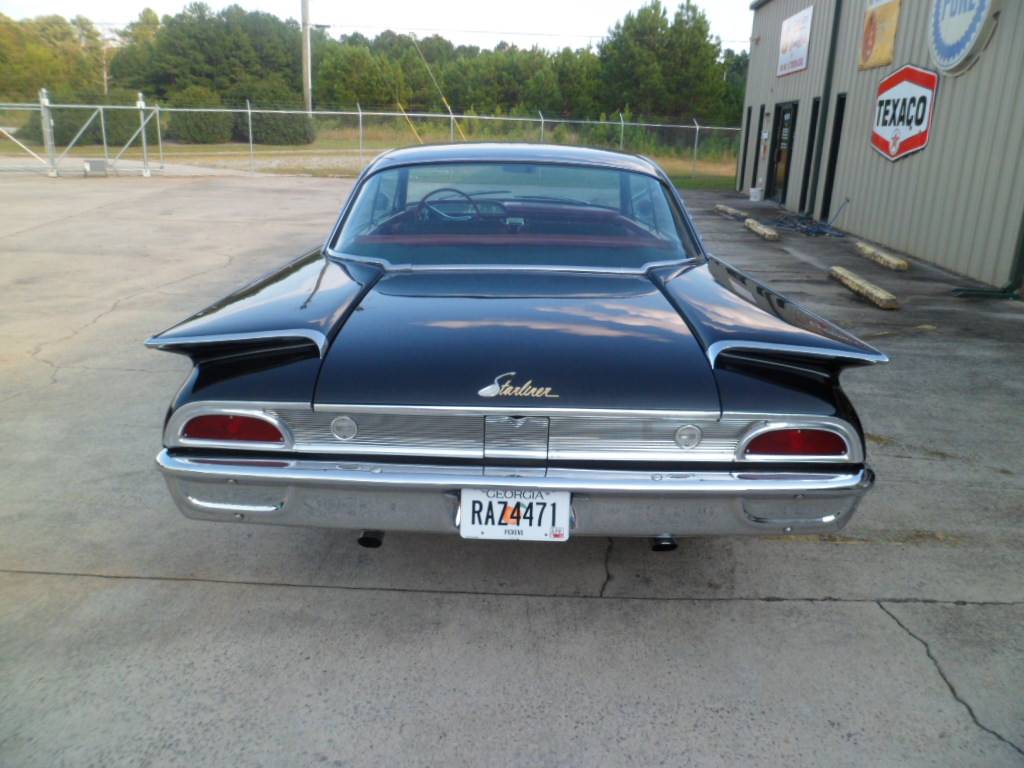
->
[[0, 90, 740, 182], [0, 103, 46, 173]]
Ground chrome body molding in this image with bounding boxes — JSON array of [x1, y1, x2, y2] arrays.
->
[[164, 401, 864, 463], [321, 250, 691, 276], [144, 329, 329, 357], [156, 451, 874, 536], [706, 340, 888, 368]]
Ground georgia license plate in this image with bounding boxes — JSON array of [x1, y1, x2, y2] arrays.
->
[[459, 488, 571, 542]]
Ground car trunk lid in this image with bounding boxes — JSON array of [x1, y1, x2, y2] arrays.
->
[[314, 270, 720, 413]]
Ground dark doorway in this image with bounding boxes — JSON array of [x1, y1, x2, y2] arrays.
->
[[751, 105, 765, 189], [821, 93, 847, 221], [767, 102, 798, 203], [739, 106, 752, 191], [799, 98, 820, 214]]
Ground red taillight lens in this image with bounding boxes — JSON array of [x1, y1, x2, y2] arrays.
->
[[182, 414, 284, 443], [745, 429, 847, 457]]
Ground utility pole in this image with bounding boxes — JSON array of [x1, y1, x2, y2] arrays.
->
[[101, 39, 111, 95], [301, 0, 312, 113]]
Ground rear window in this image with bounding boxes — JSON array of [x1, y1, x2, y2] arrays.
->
[[332, 162, 694, 269]]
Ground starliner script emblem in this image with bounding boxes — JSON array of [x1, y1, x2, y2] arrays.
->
[[478, 372, 559, 399]]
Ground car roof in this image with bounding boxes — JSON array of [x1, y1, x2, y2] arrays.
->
[[367, 142, 664, 177]]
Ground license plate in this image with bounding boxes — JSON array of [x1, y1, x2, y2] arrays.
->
[[459, 488, 571, 542]]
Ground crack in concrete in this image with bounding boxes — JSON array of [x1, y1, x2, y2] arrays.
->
[[2, 251, 239, 406], [877, 601, 1024, 758], [2, 569, 1021, 608], [598, 537, 613, 597], [0, 178, 198, 242]]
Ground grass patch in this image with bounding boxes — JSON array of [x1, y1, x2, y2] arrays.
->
[[667, 173, 737, 191]]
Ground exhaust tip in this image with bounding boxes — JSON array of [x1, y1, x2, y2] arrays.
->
[[650, 535, 677, 552], [357, 530, 384, 548]]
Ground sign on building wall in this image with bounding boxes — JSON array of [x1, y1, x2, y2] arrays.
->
[[929, 0, 1002, 75], [860, 0, 901, 70], [871, 65, 939, 161], [777, 7, 814, 76]]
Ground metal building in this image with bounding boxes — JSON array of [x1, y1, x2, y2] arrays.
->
[[738, 0, 1023, 292]]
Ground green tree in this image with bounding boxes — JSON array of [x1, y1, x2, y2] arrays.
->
[[552, 47, 601, 118], [314, 45, 398, 109], [664, 2, 726, 121], [720, 48, 748, 124], [0, 14, 103, 99], [110, 9, 160, 92], [597, 1, 726, 122], [598, 2, 672, 117]]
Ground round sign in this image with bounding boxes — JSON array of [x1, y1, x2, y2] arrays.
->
[[929, 0, 1002, 75]]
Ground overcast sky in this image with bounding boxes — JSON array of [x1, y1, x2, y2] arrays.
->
[[0, 0, 755, 53]]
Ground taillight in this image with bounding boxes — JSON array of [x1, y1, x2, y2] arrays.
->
[[182, 414, 284, 443], [745, 429, 847, 457]]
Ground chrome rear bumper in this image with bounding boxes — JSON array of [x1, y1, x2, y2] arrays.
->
[[156, 451, 874, 537]]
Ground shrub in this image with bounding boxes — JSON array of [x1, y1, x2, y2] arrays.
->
[[166, 86, 233, 144], [250, 109, 316, 145], [226, 77, 316, 146]]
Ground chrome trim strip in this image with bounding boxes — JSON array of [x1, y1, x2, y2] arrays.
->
[[323, 248, 693, 275], [165, 402, 864, 464], [313, 403, 720, 419], [707, 340, 888, 367], [160, 451, 870, 495], [145, 329, 328, 357], [186, 497, 283, 514]]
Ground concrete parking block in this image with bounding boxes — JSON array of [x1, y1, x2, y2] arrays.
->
[[744, 217, 779, 240], [829, 265, 900, 309], [855, 240, 910, 271]]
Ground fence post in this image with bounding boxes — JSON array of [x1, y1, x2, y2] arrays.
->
[[39, 89, 58, 177], [155, 103, 164, 169], [137, 93, 150, 177], [99, 106, 110, 166], [357, 103, 363, 171], [619, 113, 625, 151], [539, 111, 545, 143], [692, 119, 699, 177], [247, 100, 255, 175]]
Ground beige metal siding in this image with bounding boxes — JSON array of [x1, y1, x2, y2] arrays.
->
[[743, 1, 1024, 287], [742, 0, 838, 204]]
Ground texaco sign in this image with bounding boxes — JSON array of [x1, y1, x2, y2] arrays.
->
[[871, 65, 939, 161]]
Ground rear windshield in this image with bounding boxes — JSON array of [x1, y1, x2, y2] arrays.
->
[[331, 162, 695, 269]]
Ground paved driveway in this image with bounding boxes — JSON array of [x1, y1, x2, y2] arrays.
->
[[1, 175, 1021, 766]]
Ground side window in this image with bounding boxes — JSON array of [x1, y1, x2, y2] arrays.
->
[[626, 174, 682, 245], [628, 174, 658, 230], [370, 172, 401, 225]]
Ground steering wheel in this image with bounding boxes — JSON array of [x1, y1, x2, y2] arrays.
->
[[415, 187, 481, 221]]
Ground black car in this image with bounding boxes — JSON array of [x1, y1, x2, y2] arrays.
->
[[147, 143, 886, 549]]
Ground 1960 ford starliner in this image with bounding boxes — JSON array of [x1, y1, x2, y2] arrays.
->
[[147, 143, 886, 549]]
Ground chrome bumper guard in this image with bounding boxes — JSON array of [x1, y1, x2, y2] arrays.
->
[[156, 450, 874, 537]]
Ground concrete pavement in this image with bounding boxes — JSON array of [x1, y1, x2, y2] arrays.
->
[[0, 175, 1020, 767]]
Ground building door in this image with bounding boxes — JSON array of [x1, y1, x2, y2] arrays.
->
[[767, 102, 798, 203]]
